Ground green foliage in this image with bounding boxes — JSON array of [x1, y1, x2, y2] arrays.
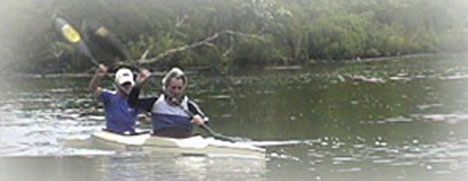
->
[[232, 37, 274, 67], [308, 15, 369, 59], [2, 0, 467, 73]]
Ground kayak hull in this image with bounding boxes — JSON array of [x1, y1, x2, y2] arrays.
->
[[66, 130, 265, 159]]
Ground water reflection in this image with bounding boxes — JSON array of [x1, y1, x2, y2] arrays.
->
[[0, 154, 266, 181]]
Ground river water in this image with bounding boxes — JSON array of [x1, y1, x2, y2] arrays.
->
[[1, 54, 468, 180]]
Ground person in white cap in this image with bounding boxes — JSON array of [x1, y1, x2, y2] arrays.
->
[[128, 67, 208, 138], [89, 64, 140, 134]]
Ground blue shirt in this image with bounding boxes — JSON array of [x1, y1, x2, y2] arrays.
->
[[152, 113, 193, 133], [99, 90, 138, 134]]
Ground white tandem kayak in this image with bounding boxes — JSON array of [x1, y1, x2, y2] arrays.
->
[[66, 130, 266, 159]]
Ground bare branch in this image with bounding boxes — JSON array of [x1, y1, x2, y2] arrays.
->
[[137, 32, 221, 64], [222, 36, 234, 57], [224, 30, 265, 41], [136, 30, 264, 65], [140, 44, 153, 60]]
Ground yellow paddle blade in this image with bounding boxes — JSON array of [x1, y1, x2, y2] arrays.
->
[[95, 26, 109, 37], [61, 24, 82, 44]]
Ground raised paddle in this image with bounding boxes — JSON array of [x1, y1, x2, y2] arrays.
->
[[55, 18, 99, 66], [55, 17, 127, 93]]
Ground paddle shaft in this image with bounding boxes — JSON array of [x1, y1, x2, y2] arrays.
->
[[76, 41, 101, 66], [178, 105, 236, 142]]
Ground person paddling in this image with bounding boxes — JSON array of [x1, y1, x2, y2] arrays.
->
[[128, 67, 208, 138], [89, 64, 140, 135]]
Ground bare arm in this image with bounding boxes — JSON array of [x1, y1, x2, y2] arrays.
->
[[135, 68, 151, 87], [89, 64, 108, 98], [188, 101, 209, 125]]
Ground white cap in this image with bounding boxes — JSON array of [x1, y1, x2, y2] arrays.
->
[[115, 68, 135, 86]]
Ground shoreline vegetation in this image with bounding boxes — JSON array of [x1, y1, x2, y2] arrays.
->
[[7, 52, 466, 79], [1, 0, 467, 74]]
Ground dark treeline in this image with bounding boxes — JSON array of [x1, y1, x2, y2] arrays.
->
[[1, 0, 467, 74]]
